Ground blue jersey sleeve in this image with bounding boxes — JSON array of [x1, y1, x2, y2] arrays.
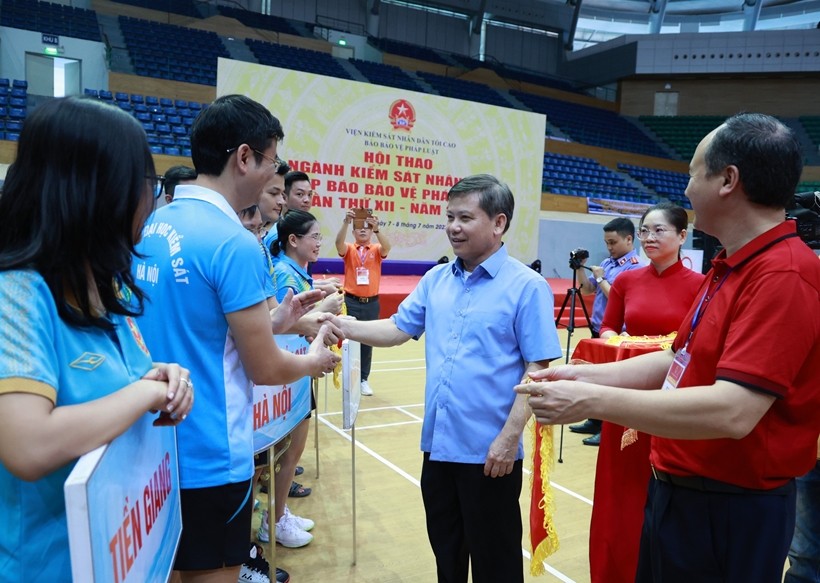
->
[[0, 271, 58, 390], [210, 231, 269, 314]]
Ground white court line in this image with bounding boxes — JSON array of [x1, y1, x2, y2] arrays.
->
[[317, 408, 579, 582], [346, 419, 422, 431], [321, 403, 424, 417], [317, 414, 420, 487], [395, 406, 424, 422], [522, 467, 594, 506], [373, 358, 425, 364]]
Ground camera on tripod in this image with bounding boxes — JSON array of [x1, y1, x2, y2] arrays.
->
[[568, 248, 590, 271]]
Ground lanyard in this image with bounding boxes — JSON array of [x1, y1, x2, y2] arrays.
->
[[685, 231, 798, 347], [357, 245, 369, 266]]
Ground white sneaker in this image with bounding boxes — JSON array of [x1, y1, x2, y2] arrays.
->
[[276, 514, 314, 548], [284, 505, 314, 532], [238, 564, 270, 583], [256, 510, 270, 544], [360, 380, 374, 396]]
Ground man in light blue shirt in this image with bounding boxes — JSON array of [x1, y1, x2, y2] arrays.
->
[[334, 174, 562, 583], [569, 217, 641, 445]]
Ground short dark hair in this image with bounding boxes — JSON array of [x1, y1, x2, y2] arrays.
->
[[284, 171, 310, 194], [276, 161, 291, 176], [705, 113, 803, 209], [0, 96, 155, 328], [447, 174, 514, 234], [164, 165, 197, 198], [239, 204, 259, 219], [640, 202, 689, 233], [190, 94, 284, 176], [274, 209, 318, 256], [603, 217, 635, 239]]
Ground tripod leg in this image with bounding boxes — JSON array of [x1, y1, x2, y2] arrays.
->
[[554, 287, 572, 328]]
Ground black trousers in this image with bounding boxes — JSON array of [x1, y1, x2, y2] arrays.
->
[[420, 453, 524, 583], [636, 477, 796, 583], [344, 295, 380, 380]]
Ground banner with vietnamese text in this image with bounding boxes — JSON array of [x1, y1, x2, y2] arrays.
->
[[217, 58, 546, 264]]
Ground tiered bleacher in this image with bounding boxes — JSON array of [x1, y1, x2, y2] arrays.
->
[[217, 6, 304, 37], [512, 90, 670, 158], [0, 79, 27, 142], [246, 40, 352, 81], [618, 163, 692, 209], [368, 36, 450, 65], [349, 59, 424, 92], [799, 116, 820, 150], [84, 88, 206, 156], [110, 0, 200, 18], [416, 71, 513, 108], [639, 116, 724, 161], [0, 0, 101, 41], [543, 153, 654, 203], [119, 16, 229, 85], [447, 53, 578, 93]]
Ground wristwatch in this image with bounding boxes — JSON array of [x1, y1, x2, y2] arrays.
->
[[596, 276, 604, 283]]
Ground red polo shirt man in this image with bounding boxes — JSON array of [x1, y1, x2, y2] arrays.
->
[[522, 113, 820, 583]]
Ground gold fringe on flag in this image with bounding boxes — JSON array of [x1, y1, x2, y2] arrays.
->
[[529, 419, 560, 576]]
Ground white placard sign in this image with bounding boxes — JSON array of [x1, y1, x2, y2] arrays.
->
[[64, 414, 181, 583], [342, 339, 362, 430], [252, 334, 312, 453]]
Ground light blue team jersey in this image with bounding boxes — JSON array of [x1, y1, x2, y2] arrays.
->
[[0, 271, 153, 581], [273, 254, 313, 302], [134, 185, 267, 489], [392, 245, 562, 464]]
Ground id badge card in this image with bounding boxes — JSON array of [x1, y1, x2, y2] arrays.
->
[[662, 346, 691, 391], [356, 267, 370, 286]]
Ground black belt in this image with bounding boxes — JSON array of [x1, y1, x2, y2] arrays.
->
[[652, 467, 794, 496], [347, 294, 379, 303]]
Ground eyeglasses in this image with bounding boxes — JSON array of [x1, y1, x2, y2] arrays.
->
[[226, 146, 283, 173], [150, 175, 165, 199], [296, 233, 323, 243], [637, 226, 675, 240]]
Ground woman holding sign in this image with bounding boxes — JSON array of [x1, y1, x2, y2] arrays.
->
[[0, 97, 194, 581], [265, 209, 341, 549]]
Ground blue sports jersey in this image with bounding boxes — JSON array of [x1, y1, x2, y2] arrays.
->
[[0, 271, 153, 581], [273, 254, 313, 302], [134, 185, 268, 488]]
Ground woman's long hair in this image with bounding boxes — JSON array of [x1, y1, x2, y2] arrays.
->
[[0, 96, 156, 328]]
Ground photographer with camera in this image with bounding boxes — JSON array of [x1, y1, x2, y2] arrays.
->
[[568, 217, 641, 446]]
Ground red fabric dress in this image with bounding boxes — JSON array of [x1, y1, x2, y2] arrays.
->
[[589, 261, 704, 583]]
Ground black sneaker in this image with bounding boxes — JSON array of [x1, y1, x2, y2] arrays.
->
[[275, 567, 290, 583], [239, 543, 271, 582]]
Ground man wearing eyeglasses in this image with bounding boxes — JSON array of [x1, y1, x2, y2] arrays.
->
[[134, 94, 340, 583], [522, 113, 820, 583]]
